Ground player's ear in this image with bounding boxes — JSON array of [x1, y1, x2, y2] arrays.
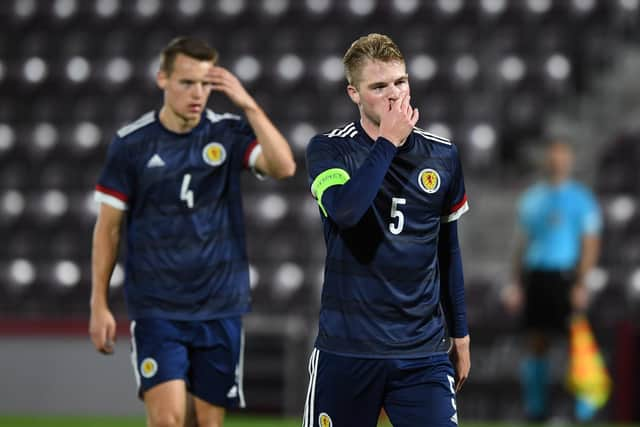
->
[[347, 84, 360, 105], [156, 70, 168, 90]]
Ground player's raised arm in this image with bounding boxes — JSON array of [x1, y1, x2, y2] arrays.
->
[[207, 66, 295, 179], [307, 95, 418, 229], [89, 203, 123, 355]]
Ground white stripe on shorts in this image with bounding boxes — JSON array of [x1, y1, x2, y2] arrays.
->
[[238, 327, 246, 408], [302, 348, 319, 427], [129, 321, 140, 389]]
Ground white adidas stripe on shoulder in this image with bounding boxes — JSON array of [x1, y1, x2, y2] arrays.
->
[[117, 111, 155, 137], [206, 109, 241, 123], [413, 127, 451, 145], [325, 122, 358, 138]]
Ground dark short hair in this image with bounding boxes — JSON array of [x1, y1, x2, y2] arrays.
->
[[159, 36, 218, 75]]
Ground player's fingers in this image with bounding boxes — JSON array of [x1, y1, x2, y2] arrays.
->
[[211, 65, 230, 75], [398, 94, 408, 113], [107, 322, 116, 343], [387, 98, 394, 112], [92, 326, 107, 353], [404, 95, 412, 116], [210, 83, 231, 94], [105, 322, 117, 353], [101, 340, 114, 355], [410, 107, 419, 126]]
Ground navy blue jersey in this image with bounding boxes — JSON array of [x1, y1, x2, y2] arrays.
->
[[95, 110, 262, 321], [306, 121, 469, 358]]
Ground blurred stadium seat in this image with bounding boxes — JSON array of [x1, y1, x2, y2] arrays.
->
[[2, 0, 639, 419]]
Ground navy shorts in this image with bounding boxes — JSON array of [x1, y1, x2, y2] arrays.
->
[[302, 349, 458, 427], [130, 317, 244, 408]]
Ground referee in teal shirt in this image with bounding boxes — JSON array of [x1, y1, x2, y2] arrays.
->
[[504, 139, 602, 422]]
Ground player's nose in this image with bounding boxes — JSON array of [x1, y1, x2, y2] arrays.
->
[[388, 85, 402, 101], [192, 83, 205, 98]]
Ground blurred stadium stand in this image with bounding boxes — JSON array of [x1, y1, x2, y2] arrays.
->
[[1, 0, 639, 421]]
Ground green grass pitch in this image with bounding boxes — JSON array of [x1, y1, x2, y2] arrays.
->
[[0, 415, 635, 427]]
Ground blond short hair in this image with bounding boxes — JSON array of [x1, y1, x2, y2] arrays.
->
[[343, 33, 404, 87]]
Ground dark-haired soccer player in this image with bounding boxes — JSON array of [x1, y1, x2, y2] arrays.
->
[[89, 36, 295, 427], [303, 33, 470, 427]]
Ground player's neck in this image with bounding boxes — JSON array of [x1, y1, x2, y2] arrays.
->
[[359, 117, 380, 141], [159, 106, 200, 134], [548, 171, 571, 186]]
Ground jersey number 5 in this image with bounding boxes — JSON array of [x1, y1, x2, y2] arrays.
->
[[180, 174, 194, 208], [389, 197, 406, 235]]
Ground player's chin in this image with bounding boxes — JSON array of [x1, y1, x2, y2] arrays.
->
[[181, 109, 201, 120]]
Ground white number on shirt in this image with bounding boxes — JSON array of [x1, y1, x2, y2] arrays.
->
[[180, 174, 194, 208], [389, 197, 406, 235]]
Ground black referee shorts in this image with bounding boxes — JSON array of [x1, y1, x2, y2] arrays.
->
[[522, 269, 575, 334]]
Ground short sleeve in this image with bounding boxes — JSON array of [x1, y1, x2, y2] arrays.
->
[[230, 118, 260, 172], [441, 144, 469, 223], [580, 189, 602, 235], [94, 136, 132, 211]]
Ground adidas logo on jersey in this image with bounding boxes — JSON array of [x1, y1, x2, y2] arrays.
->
[[146, 154, 165, 168]]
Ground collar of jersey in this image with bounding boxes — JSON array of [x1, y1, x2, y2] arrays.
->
[[155, 110, 207, 138], [354, 120, 415, 152]]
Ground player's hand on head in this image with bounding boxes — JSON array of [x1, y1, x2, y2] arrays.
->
[[89, 306, 116, 355], [379, 94, 419, 147], [207, 66, 258, 112]]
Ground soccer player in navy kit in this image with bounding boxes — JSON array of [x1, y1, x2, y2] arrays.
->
[[303, 33, 470, 427], [88, 37, 295, 427]]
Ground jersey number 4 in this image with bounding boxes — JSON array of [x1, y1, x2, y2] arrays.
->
[[180, 174, 194, 208], [389, 197, 406, 235]]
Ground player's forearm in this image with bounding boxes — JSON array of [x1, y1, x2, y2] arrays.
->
[[512, 237, 525, 285], [321, 137, 396, 228], [576, 235, 600, 282], [90, 221, 120, 310], [438, 221, 468, 338], [243, 104, 296, 179]]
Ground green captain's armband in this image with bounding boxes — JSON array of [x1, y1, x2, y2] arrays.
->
[[310, 168, 350, 217]]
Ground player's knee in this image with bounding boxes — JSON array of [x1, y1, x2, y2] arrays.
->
[[147, 409, 184, 427]]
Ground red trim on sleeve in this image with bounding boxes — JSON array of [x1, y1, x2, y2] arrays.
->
[[242, 139, 259, 169], [449, 194, 468, 214], [95, 185, 128, 202]]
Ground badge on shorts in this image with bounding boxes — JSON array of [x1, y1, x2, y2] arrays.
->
[[140, 357, 158, 378], [202, 142, 226, 166], [318, 412, 333, 427], [418, 168, 441, 194]]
